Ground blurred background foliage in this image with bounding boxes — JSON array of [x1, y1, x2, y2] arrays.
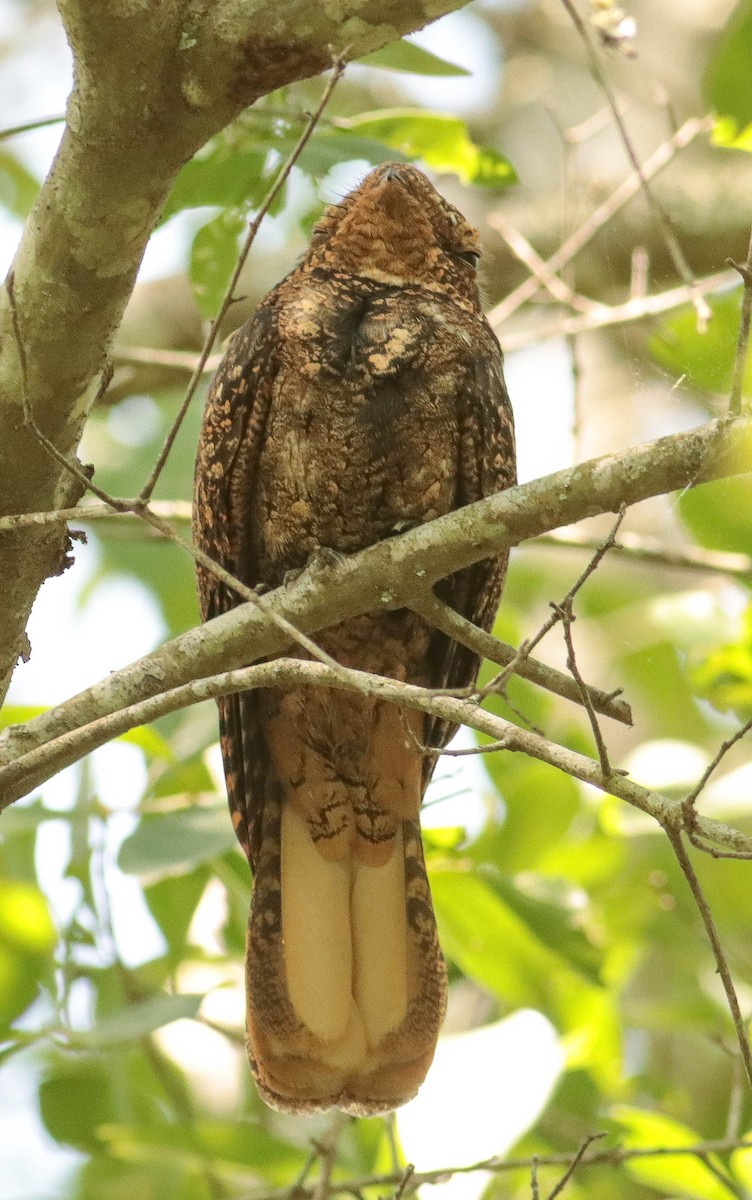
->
[[2, 0, 752, 1197]]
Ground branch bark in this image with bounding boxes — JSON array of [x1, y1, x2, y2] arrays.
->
[[0, 0, 471, 704], [1, 414, 750, 802], [4, 658, 751, 856]]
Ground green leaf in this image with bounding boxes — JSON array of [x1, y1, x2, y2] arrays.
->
[[337, 110, 517, 187], [704, 0, 752, 129], [0, 879, 56, 955], [39, 1064, 118, 1150], [144, 867, 211, 961], [0, 704, 171, 760], [0, 150, 39, 218], [149, 757, 215, 799], [678, 473, 752, 557], [693, 604, 752, 715], [98, 1117, 308, 1181], [471, 757, 581, 871], [430, 866, 554, 1007], [359, 39, 470, 76], [71, 1155, 194, 1200], [68, 993, 203, 1047], [649, 288, 746, 395], [0, 704, 49, 730], [729, 1138, 752, 1188], [295, 131, 409, 175], [122, 725, 174, 761], [711, 115, 752, 150], [189, 209, 245, 318], [119, 806, 237, 878], [160, 140, 269, 224], [0, 879, 56, 1029], [488, 873, 603, 986], [612, 1106, 737, 1200]]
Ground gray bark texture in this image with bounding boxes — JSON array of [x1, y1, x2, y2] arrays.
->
[[1, 413, 749, 802], [0, 0, 470, 703]]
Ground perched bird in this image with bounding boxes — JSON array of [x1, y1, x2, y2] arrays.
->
[[193, 163, 516, 1115]]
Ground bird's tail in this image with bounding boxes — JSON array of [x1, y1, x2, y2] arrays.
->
[[244, 779, 447, 1115]]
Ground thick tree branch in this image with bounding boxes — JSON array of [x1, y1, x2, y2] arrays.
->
[[1, 415, 750, 802], [0, 0, 471, 705]]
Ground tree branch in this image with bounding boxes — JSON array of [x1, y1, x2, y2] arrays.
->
[[499, 269, 737, 351], [4, 658, 752, 859], [534, 528, 752, 580], [666, 828, 752, 1089], [237, 1136, 752, 1200], [409, 590, 632, 725], [1, 415, 750, 804], [0, 0, 472, 705], [487, 115, 713, 328]]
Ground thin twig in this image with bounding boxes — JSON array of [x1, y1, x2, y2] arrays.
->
[[5, 657, 752, 863], [727, 224, 752, 416], [112, 345, 220, 373], [438, 736, 514, 757], [0, 499, 193, 531], [679, 833, 752, 862], [684, 718, 752, 811], [393, 1164, 415, 1200], [695, 1152, 745, 1200], [555, 598, 617, 778], [546, 1133, 607, 1200], [489, 115, 712, 327], [236, 1137, 752, 1200], [727, 1054, 744, 1140], [665, 825, 752, 1090], [313, 1113, 349, 1200], [137, 53, 348, 506], [383, 1113, 401, 1174], [488, 212, 594, 314], [530, 1157, 539, 1200], [534, 528, 752, 580], [410, 590, 632, 724], [500, 268, 736, 350], [0, 113, 64, 141], [559, 0, 710, 325], [567, 333, 584, 459], [478, 507, 626, 699]]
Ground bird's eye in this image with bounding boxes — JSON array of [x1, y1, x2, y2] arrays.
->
[[456, 250, 480, 266]]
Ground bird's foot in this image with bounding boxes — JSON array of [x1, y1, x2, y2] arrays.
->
[[283, 546, 345, 587], [389, 518, 419, 536]]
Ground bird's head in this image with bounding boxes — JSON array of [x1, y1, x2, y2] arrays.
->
[[306, 163, 483, 308]]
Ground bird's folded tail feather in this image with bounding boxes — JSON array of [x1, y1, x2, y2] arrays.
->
[[244, 775, 447, 1115]]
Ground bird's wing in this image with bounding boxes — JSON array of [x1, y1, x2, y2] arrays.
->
[[422, 346, 517, 777], [193, 302, 279, 864]]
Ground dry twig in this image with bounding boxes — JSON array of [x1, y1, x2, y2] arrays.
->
[[666, 826, 752, 1090], [411, 590, 632, 725], [238, 1135, 752, 1200], [534, 528, 752, 580], [488, 116, 712, 327], [728, 225, 752, 417], [546, 1133, 606, 1200], [138, 54, 348, 505], [559, 0, 710, 325], [554, 598, 618, 778], [478, 507, 626, 700], [500, 268, 736, 351]]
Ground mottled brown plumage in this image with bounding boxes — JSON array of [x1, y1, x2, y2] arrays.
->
[[193, 164, 516, 1115]]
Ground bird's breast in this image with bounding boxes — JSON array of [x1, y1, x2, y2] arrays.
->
[[252, 287, 470, 581]]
